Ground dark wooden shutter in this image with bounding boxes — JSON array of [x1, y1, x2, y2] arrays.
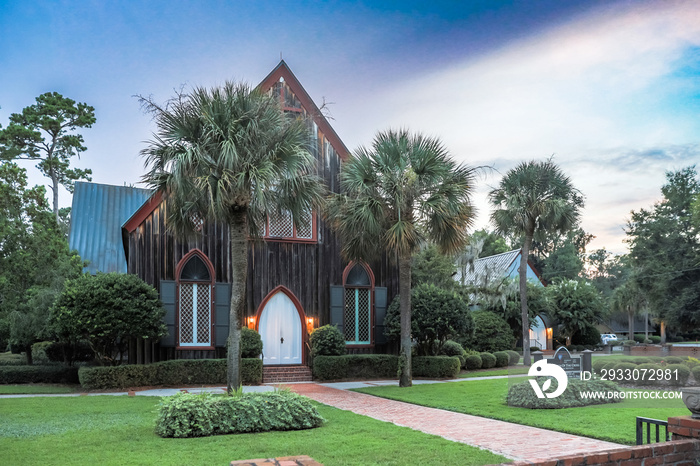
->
[[330, 285, 344, 334], [374, 287, 388, 345], [160, 280, 176, 347], [214, 283, 231, 347]]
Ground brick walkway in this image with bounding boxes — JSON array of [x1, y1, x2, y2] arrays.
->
[[287, 383, 621, 462]]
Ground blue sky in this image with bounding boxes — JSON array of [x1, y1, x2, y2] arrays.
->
[[2, 0, 700, 254]]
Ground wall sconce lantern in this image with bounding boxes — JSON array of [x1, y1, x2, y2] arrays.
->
[[247, 316, 256, 330], [306, 316, 315, 335]]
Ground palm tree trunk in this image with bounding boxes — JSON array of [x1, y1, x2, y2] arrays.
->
[[399, 254, 412, 387], [628, 308, 635, 341], [520, 233, 533, 366], [227, 209, 248, 394]]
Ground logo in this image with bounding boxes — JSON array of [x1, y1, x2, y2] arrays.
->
[[528, 359, 568, 399]]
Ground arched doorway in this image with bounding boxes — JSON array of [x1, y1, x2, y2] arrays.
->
[[256, 287, 304, 365]]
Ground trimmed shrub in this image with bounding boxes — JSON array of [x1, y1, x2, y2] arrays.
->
[[31, 341, 53, 365], [572, 325, 601, 347], [636, 363, 663, 385], [506, 350, 520, 366], [0, 365, 79, 384], [313, 354, 398, 381], [685, 357, 700, 370], [666, 364, 690, 386], [529, 346, 541, 352], [462, 311, 514, 353], [465, 354, 482, 370], [493, 351, 509, 368], [633, 358, 651, 365], [692, 366, 700, 383], [592, 359, 608, 375], [507, 378, 622, 408], [480, 352, 497, 369], [0, 352, 26, 366], [78, 358, 262, 390], [622, 340, 636, 346], [312, 355, 349, 381], [664, 356, 685, 365], [412, 356, 460, 378], [650, 336, 661, 344], [241, 328, 263, 358], [611, 362, 637, 380], [440, 340, 466, 367], [155, 390, 324, 438], [633, 334, 646, 343], [309, 325, 346, 357]]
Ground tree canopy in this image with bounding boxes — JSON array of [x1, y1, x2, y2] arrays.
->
[[489, 159, 583, 364], [0, 92, 95, 222]]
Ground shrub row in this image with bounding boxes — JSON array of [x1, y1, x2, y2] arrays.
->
[[0, 365, 79, 384], [155, 390, 324, 438], [507, 378, 622, 409], [312, 355, 460, 380], [79, 358, 263, 390]]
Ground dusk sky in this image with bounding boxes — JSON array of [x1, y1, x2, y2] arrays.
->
[[2, 0, 700, 255]]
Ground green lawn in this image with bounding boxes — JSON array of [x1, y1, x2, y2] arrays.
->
[[0, 384, 78, 394], [354, 378, 688, 444], [457, 366, 529, 378], [0, 395, 508, 466]]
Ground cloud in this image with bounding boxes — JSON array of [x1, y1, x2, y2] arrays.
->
[[337, 0, 700, 254]]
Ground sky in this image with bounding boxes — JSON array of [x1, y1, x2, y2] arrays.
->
[[1, 0, 700, 255]]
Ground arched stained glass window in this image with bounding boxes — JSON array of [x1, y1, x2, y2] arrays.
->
[[177, 251, 214, 348], [343, 263, 373, 345]]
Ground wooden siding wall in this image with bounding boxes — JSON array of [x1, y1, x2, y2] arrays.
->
[[127, 80, 399, 363]]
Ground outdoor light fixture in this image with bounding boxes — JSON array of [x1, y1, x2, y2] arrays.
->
[[306, 316, 315, 334], [247, 316, 256, 329]]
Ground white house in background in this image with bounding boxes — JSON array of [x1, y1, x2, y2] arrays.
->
[[455, 249, 552, 350]]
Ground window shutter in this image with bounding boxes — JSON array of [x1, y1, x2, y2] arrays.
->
[[330, 285, 344, 334], [214, 283, 231, 347], [160, 280, 176, 347], [374, 287, 388, 345]]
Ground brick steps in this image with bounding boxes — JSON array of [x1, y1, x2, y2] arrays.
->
[[263, 365, 312, 384]]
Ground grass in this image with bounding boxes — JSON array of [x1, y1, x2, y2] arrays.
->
[[0, 395, 508, 466], [354, 378, 689, 444], [0, 384, 78, 394], [457, 366, 529, 378]]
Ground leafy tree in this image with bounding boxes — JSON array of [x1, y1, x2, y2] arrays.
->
[[480, 280, 546, 346], [327, 129, 475, 386], [547, 280, 605, 345], [385, 284, 473, 356], [536, 228, 592, 282], [461, 310, 514, 352], [50, 273, 166, 365], [139, 83, 324, 392], [470, 229, 510, 258], [0, 92, 95, 222], [0, 161, 83, 360], [411, 244, 457, 289], [489, 159, 583, 365], [625, 167, 700, 341]]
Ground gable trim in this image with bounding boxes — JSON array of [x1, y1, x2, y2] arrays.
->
[[122, 190, 164, 233], [258, 60, 350, 161]]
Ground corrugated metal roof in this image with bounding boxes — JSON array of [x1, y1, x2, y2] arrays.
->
[[69, 181, 152, 274], [455, 249, 521, 285]]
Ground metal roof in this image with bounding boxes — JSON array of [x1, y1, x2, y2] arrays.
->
[[455, 249, 522, 285], [69, 181, 152, 274]]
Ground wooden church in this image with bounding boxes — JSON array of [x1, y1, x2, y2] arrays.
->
[[69, 61, 399, 369]]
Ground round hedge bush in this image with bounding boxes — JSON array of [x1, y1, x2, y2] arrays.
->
[[633, 358, 651, 365], [493, 351, 509, 368], [465, 354, 482, 370], [636, 363, 662, 385], [241, 327, 263, 358], [612, 362, 637, 378], [462, 311, 514, 353], [507, 378, 622, 409], [310, 325, 346, 357], [440, 340, 466, 368], [507, 350, 520, 365], [664, 356, 684, 365], [480, 352, 496, 369], [666, 364, 690, 386], [592, 359, 608, 375], [692, 366, 700, 383]]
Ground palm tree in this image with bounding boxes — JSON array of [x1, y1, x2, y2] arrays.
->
[[612, 277, 647, 342], [140, 82, 324, 393], [489, 159, 583, 366], [327, 129, 475, 387]]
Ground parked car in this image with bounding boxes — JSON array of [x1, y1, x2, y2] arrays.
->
[[601, 333, 619, 345]]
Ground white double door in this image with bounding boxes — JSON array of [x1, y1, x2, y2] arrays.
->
[[259, 292, 302, 365]]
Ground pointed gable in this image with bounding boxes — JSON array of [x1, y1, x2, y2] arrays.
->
[[258, 60, 350, 161]]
